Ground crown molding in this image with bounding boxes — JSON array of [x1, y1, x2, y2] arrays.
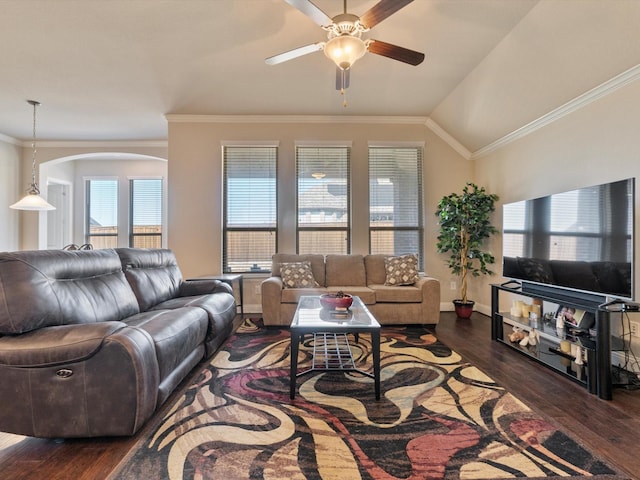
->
[[424, 118, 472, 160], [165, 114, 429, 125], [472, 63, 640, 159], [0, 132, 21, 146]]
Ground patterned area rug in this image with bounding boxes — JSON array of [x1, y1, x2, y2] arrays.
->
[[110, 320, 626, 480]]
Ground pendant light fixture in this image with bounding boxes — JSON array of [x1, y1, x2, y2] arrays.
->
[[10, 100, 55, 211]]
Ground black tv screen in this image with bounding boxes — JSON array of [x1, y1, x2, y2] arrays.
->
[[502, 178, 635, 300]]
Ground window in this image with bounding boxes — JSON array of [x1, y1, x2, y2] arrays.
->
[[296, 146, 350, 254], [369, 146, 424, 269], [85, 179, 118, 248], [130, 178, 163, 248], [223, 145, 277, 273]]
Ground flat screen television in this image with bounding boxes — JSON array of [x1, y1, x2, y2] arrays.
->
[[502, 178, 635, 301]]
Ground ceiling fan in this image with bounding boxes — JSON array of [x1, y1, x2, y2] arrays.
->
[[266, 0, 425, 99]]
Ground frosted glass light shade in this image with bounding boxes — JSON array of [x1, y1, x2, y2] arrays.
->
[[10, 190, 56, 210], [324, 35, 366, 70]]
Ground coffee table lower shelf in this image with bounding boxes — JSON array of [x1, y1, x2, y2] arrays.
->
[[290, 331, 380, 400], [297, 333, 372, 376]]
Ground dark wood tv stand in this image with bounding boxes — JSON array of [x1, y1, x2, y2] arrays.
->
[[491, 283, 625, 400]]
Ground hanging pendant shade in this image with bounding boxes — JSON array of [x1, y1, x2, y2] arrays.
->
[[10, 186, 56, 210], [10, 100, 55, 211]]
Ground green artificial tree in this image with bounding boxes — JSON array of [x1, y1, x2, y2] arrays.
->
[[436, 183, 499, 317]]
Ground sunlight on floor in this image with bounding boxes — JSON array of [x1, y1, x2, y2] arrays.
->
[[0, 433, 26, 450]]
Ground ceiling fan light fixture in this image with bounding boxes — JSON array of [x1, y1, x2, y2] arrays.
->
[[323, 35, 366, 70]]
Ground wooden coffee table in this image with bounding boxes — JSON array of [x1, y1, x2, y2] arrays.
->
[[289, 295, 381, 400]]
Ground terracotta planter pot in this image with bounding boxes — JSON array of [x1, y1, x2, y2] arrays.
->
[[453, 299, 475, 319]]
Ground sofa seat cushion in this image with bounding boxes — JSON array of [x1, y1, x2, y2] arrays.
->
[[369, 284, 423, 303], [125, 308, 208, 381], [281, 287, 328, 304], [0, 322, 127, 367], [325, 254, 366, 286], [151, 293, 236, 338]]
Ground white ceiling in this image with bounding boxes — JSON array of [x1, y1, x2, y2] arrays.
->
[[1, 0, 639, 153]]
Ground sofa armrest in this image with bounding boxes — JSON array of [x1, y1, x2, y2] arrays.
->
[[0, 322, 127, 367], [417, 276, 441, 325], [0, 321, 160, 438], [179, 279, 232, 297], [261, 276, 284, 325]]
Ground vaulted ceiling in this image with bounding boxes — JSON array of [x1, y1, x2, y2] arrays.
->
[[1, 0, 639, 154]]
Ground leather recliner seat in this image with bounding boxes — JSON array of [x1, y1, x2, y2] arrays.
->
[[0, 248, 236, 438]]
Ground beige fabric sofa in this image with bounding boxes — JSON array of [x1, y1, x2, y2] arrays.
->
[[261, 254, 440, 326]]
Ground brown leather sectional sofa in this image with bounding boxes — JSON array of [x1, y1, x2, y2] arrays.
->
[[0, 248, 236, 438], [261, 253, 441, 327]]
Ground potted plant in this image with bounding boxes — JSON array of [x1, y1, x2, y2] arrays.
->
[[436, 183, 499, 318]]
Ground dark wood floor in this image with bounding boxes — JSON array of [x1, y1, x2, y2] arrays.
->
[[1, 312, 639, 480]]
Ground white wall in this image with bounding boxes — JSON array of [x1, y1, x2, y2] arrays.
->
[[474, 73, 640, 369], [0, 137, 21, 251], [12, 143, 167, 250], [167, 117, 473, 309]]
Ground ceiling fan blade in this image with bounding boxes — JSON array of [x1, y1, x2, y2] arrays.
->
[[265, 43, 324, 65], [335, 67, 350, 90], [284, 0, 332, 27], [359, 0, 414, 29], [367, 39, 425, 66]]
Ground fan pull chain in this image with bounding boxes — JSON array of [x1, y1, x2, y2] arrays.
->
[[341, 87, 347, 107]]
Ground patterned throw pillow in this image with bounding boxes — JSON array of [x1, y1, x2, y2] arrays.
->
[[280, 261, 319, 288], [384, 254, 419, 286]]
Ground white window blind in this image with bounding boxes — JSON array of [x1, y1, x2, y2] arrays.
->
[[296, 146, 350, 254], [130, 178, 163, 248], [369, 147, 424, 269], [223, 146, 277, 273], [85, 179, 118, 249]]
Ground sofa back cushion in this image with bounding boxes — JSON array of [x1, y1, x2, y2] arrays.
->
[[116, 248, 183, 311], [272, 254, 326, 287], [0, 249, 140, 334], [364, 254, 387, 284], [325, 254, 366, 286]]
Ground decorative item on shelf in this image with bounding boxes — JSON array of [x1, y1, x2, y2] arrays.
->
[[519, 329, 538, 347], [435, 183, 499, 319], [10, 100, 56, 211], [530, 303, 541, 318], [510, 300, 522, 317], [319, 291, 353, 310], [575, 345, 584, 365], [509, 326, 526, 343]]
